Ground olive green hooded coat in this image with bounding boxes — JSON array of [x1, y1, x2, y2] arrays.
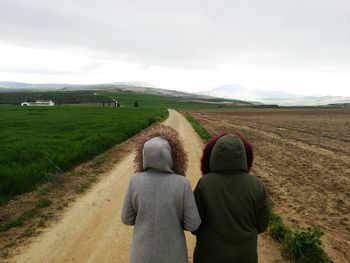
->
[[193, 134, 271, 263]]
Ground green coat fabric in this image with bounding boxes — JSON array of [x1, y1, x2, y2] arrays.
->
[[193, 135, 271, 263]]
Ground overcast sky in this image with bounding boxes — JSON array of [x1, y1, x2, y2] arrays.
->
[[0, 0, 349, 95]]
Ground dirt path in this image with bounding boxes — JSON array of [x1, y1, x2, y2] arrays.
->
[[9, 110, 283, 263]]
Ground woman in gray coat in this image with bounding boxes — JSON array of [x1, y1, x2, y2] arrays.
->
[[121, 125, 201, 263]]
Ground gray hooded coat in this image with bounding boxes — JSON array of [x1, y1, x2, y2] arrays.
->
[[121, 136, 201, 263]]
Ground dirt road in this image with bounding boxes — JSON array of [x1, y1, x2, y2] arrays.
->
[[10, 110, 282, 263]]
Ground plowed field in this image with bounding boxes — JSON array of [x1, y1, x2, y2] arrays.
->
[[184, 108, 350, 263]]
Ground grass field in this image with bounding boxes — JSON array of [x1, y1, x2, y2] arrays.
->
[[0, 90, 236, 203], [0, 105, 167, 202], [0, 91, 114, 105], [99, 91, 243, 108]]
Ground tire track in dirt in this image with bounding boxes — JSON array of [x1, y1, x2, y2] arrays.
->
[[8, 110, 283, 263]]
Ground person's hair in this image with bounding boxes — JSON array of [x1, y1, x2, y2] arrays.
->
[[200, 132, 254, 175], [134, 124, 188, 175]]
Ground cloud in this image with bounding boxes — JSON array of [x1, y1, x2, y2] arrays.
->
[[1, 0, 349, 68], [0, 0, 349, 95]]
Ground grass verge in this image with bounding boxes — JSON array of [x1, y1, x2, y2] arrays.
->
[[1, 206, 39, 232], [0, 196, 56, 232], [182, 112, 211, 142], [184, 111, 331, 263]]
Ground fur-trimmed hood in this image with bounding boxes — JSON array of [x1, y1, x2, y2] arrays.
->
[[134, 124, 188, 175]]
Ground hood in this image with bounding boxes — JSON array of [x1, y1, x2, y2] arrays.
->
[[209, 134, 248, 172], [134, 124, 188, 175], [142, 137, 174, 173]]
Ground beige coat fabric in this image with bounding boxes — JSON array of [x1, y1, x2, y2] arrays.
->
[[122, 128, 201, 263]]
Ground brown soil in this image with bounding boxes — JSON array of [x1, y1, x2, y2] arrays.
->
[[184, 108, 350, 263], [1, 109, 283, 262]]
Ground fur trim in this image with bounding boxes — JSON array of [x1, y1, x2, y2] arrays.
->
[[200, 132, 254, 175], [134, 124, 188, 175]]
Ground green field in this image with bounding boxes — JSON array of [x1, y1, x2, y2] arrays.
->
[[0, 90, 246, 203], [0, 105, 167, 202], [0, 91, 114, 105], [99, 91, 241, 108], [0, 90, 251, 108]]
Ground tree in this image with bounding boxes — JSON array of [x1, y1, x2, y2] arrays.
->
[[134, 100, 139, 107]]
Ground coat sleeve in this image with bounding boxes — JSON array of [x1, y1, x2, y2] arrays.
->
[[192, 178, 206, 235], [121, 177, 137, 225], [183, 178, 201, 232], [256, 182, 271, 234]]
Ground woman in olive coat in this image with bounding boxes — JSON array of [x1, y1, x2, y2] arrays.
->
[[121, 125, 201, 263], [193, 133, 271, 263]]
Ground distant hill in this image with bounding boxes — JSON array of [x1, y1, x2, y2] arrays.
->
[[200, 85, 350, 106], [3, 81, 349, 107], [200, 85, 299, 100], [0, 82, 69, 89], [258, 96, 350, 107], [0, 81, 207, 98], [0, 81, 253, 107]]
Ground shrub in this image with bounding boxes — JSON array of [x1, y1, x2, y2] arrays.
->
[[269, 213, 291, 242], [287, 226, 330, 263], [269, 213, 330, 263]]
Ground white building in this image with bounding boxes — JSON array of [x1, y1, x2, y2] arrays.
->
[[21, 100, 55, 106]]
